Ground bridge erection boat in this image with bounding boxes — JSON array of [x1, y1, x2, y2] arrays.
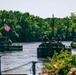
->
[[37, 37, 71, 58], [0, 36, 23, 51], [37, 14, 71, 58]]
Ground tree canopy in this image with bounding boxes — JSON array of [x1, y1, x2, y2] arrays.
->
[[0, 10, 76, 42]]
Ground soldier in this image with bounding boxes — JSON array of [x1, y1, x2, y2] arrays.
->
[[43, 35, 49, 43], [57, 35, 62, 42], [51, 37, 55, 42], [8, 39, 12, 45], [57, 35, 62, 47]]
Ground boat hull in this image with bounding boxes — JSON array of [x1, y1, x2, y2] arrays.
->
[[37, 47, 71, 58], [0, 45, 23, 52]]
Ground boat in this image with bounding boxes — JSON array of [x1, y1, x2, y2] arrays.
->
[[37, 14, 71, 58], [37, 36, 71, 58], [0, 36, 23, 51], [71, 36, 76, 48]]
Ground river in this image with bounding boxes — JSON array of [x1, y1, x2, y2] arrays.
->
[[0, 41, 76, 75]]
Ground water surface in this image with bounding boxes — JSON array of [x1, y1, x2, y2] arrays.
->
[[0, 42, 76, 75]]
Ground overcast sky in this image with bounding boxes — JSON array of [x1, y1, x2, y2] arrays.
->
[[0, 0, 76, 18]]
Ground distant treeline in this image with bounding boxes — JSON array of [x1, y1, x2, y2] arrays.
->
[[0, 10, 76, 42]]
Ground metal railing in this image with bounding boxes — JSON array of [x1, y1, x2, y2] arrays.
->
[[0, 56, 46, 75]]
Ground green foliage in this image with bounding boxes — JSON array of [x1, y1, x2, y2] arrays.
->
[[0, 32, 2, 36], [0, 10, 76, 42], [44, 50, 76, 74], [72, 42, 76, 47]]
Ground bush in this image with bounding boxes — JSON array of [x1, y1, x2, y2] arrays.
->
[[43, 50, 76, 75]]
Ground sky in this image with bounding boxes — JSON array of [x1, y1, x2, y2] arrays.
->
[[0, 0, 76, 18]]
